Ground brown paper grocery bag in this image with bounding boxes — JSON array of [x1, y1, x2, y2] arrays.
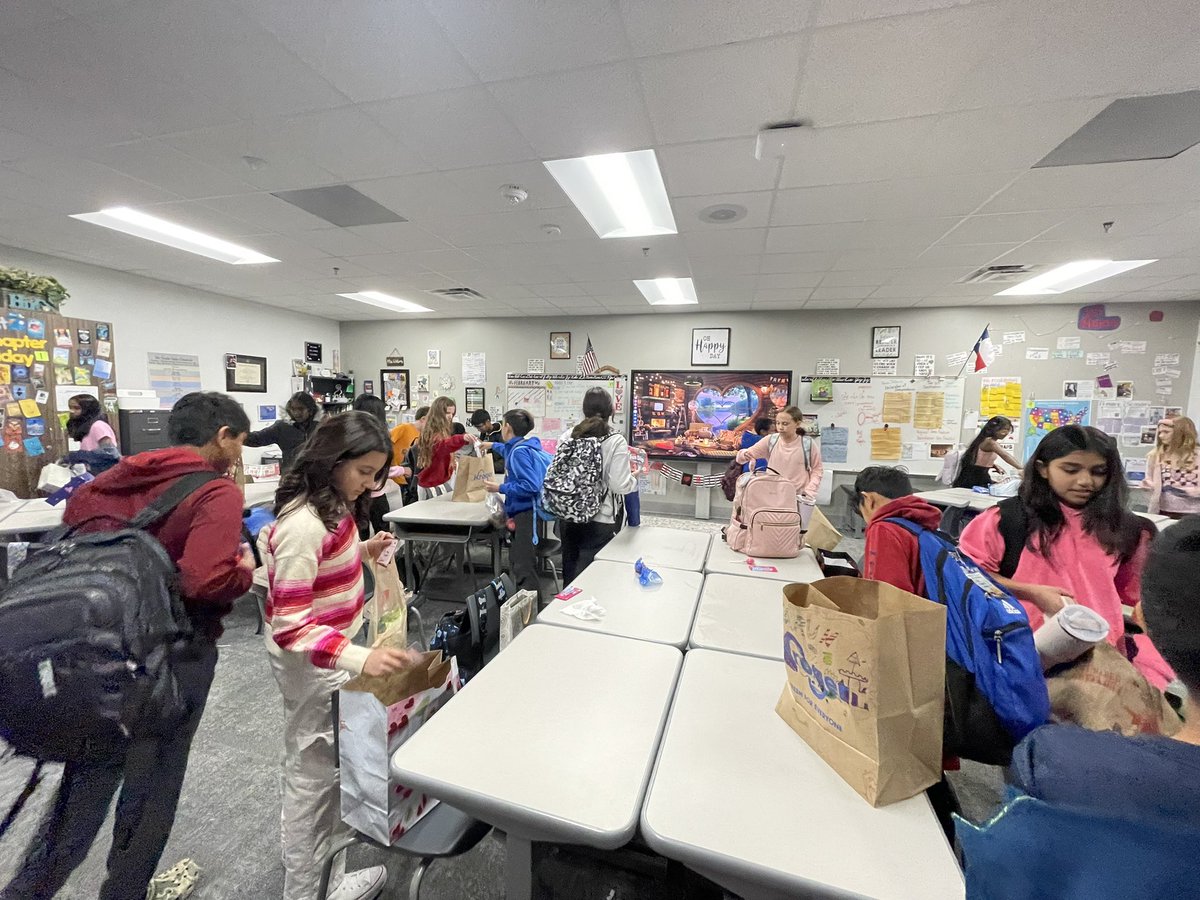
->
[[1046, 641, 1182, 738], [804, 506, 843, 552], [452, 451, 494, 503], [775, 577, 946, 807]]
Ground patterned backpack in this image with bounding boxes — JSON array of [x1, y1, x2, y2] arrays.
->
[[540, 433, 615, 523]]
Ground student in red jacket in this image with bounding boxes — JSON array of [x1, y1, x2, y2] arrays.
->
[[855, 465, 942, 595], [415, 395, 478, 499], [3, 392, 255, 900]]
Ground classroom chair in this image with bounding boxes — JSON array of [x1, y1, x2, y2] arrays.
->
[[535, 520, 562, 592], [955, 793, 1199, 898]]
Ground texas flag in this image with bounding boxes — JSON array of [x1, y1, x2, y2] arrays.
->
[[972, 326, 996, 372]]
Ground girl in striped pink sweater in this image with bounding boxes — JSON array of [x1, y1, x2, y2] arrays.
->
[[261, 411, 416, 900]]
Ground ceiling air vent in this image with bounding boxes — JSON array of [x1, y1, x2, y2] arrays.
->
[[427, 287, 487, 302], [959, 264, 1034, 285]]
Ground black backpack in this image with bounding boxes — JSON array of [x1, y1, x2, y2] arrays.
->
[[0, 471, 221, 766], [429, 574, 514, 682]]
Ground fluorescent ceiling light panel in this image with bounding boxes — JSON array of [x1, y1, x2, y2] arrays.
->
[[70, 207, 277, 265], [634, 277, 698, 306], [544, 149, 677, 238], [337, 291, 431, 313], [996, 259, 1157, 295]]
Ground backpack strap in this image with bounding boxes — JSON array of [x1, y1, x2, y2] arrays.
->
[[129, 471, 225, 531], [0, 760, 44, 840], [996, 497, 1027, 579]]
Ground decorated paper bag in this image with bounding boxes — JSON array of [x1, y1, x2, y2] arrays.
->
[[775, 577, 946, 807], [366, 557, 409, 645], [452, 451, 494, 503], [804, 506, 843, 552], [1046, 641, 1182, 737], [499, 589, 537, 650], [338, 646, 460, 844]]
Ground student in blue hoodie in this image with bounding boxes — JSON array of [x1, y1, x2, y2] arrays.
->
[[483, 409, 552, 602]]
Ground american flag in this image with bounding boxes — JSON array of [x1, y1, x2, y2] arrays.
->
[[581, 335, 599, 375]]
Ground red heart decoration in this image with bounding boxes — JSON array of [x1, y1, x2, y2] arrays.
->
[[1149, 310, 1164, 322], [1078, 304, 1121, 331]]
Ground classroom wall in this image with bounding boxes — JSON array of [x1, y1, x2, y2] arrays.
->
[[0, 244, 340, 461], [342, 300, 1200, 516]]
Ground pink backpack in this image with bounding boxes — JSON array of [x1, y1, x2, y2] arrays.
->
[[724, 468, 802, 558]]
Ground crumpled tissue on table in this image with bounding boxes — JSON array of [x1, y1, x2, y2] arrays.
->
[[559, 597, 607, 621]]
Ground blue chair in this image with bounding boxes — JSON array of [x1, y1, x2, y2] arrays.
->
[[955, 793, 1200, 898]]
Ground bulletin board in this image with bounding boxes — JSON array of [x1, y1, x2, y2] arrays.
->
[[505, 373, 627, 453], [798, 376, 966, 475], [0, 298, 118, 497]]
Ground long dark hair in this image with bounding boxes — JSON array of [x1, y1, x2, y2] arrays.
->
[[351, 393, 387, 426], [65, 394, 106, 441], [572, 387, 615, 439], [1019, 425, 1149, 562], [964, 416, 1011, 467], [274, 411, 392, 531]]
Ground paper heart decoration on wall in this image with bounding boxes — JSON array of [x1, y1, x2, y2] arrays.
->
[[693, 385, 753, 430], [1078, 304, 1121, 331]]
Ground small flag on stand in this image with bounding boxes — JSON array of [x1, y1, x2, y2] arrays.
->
[[971, 326, 996, 372], [581, 335, 599, 375]]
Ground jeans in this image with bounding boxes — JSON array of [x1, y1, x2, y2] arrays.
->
[[509, 509, 541, 602], [559, 520, 618, 585], [1, 641, 219, 900]]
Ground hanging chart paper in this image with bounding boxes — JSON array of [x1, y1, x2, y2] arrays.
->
[[870, 426, 902, 460], [881, 390, 913, 424], [461, 352, 486, 385]]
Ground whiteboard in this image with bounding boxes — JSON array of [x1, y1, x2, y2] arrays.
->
[[505, 373, 627, 452], [798, 376, 966, 475]]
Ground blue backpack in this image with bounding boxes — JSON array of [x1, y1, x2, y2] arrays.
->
[[885, 518, 1050, 764]]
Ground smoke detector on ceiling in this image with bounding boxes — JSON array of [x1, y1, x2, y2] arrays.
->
[[500, 184, 528, 205], [699, 203, 747, 224], [959, 264, 1035, 284], [754, 121, 814, 160], [541, 223, 562, 236]]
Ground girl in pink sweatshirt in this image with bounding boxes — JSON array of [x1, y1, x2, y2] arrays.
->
[[734, 405, 823, 500], [959, 425, 1174, 689], [261, 411, 417, 900]]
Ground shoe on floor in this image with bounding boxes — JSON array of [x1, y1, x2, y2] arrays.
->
[[145, 859, 200, 900], [328, 866, 388, 900]]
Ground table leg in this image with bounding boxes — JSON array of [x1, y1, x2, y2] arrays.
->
[[505, 834, 533, 900], [403, 536, 416, 593], [491, 530, 501, 577]]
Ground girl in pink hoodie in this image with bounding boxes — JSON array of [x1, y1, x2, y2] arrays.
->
[[734, 405, 823, 500]]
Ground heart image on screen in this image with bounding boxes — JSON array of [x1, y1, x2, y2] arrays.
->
[[693, 385, 755, 431]]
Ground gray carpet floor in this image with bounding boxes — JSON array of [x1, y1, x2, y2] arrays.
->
[[0, 514, 1003, 898]]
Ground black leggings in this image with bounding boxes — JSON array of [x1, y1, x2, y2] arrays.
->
[[559, 520, 618, 584]]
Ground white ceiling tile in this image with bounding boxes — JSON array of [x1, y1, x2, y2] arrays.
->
[[347, 223, 455, 253], [979, 161, 1164, 215], [683, 228, 768, 257], [818, 270, 891, 287], [672, 192, 774, 231], [134, 199, 277, 239], [365, 87, 535, 170], [870, 172, 1021, 219], [753, 288, 813, 302], [757, 272, 823, 290], [638, 37, 806, 144], [804, 298, 862, 309], [814, 0, 984, 28], [6, 154, 183, 211], [856, 297, 921, 308], [765, 223, 864, 253], [869, 284, 934, 299], [425, 0, 630, 82], [487, 64, 655, 159], [831, 249, 921, 270], [770, 183, 875, 226], [85, 140, 258, 200], [809, 286, 871, 301], [1035, 205, 1195, 245], [355, 162, 571, 222], [797, 4, 1011, 126], [164, 123, 339, 193], [688, 255, 762, 276], [937, 211, 1071, 245], [853, 218, 960, 250], [658, 138, 780, 197], [620, 0, 812, 55], [751, 299, 807, 309], [241, 0, 478, 103], [915, 296, 986, 307], [912, 243, 1023, 268], [759, 251, 837, 273], [885, 266, 975, 285]]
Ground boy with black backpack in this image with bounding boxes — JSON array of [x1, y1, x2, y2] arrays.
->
[[1, 392, 255, 900]]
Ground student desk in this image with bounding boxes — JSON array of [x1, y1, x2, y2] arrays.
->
[[914, 488, 1000, 511], [537, 559, 703, 648], [242, 479, 279, 508], [703, 541, 825, 584], [0, 499, 64, 537], [390, 625, 682, 900], [382, 494, 501, 594], [594, 525, 712, 572], [642, 650, 965, 900], [688, 573, 785, 660]]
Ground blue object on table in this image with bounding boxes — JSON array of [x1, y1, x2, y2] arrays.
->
[[624, 491, 641, 527], [243, 505, 276, 539], [634, 557, 662, 587]]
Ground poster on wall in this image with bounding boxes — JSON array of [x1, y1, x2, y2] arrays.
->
[[629, 370, 792, 460], [690, 327, 731, 366], [1024, 399, 1091, 462], [380, 368, 410, 412], [147, 352, 201, 407]]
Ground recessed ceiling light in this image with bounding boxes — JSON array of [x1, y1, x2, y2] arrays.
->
[[996, 259, 1157, 295], [337, 291, 431, 313], [634, 277, 698, 306], [544, 149, 677, 238], [70, 207, 278, 265]]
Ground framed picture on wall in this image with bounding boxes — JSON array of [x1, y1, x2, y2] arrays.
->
[[871, 325, 901, 359], [465, 386, 485, 412], [550, 332, 571, 359], [380, 368, 410, 412], [691, 327, 731, 366], [225, 354, 267, 392]]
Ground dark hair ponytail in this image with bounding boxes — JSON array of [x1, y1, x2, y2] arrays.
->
[[572, 387, 615, 439], [275, 411, 392, 530], [964, 415, 1011, 467]]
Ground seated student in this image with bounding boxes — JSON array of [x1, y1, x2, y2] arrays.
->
[[470, 408, 505, 474], [854, 465, 942, 595], [958, 517, 1200, 894], [740, 417, 773, 473], [958, 425, 1175, 689], [483, 409, 551, 601], [244, 391, 319, 471]]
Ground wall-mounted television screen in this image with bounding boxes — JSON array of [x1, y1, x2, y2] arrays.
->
[[629, 369, 792, 460]]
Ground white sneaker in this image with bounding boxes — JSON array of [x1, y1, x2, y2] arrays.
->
[[328, 866, 387, 900]]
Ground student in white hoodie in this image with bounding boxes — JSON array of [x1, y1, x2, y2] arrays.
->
[[558, 387, 638, 583]]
